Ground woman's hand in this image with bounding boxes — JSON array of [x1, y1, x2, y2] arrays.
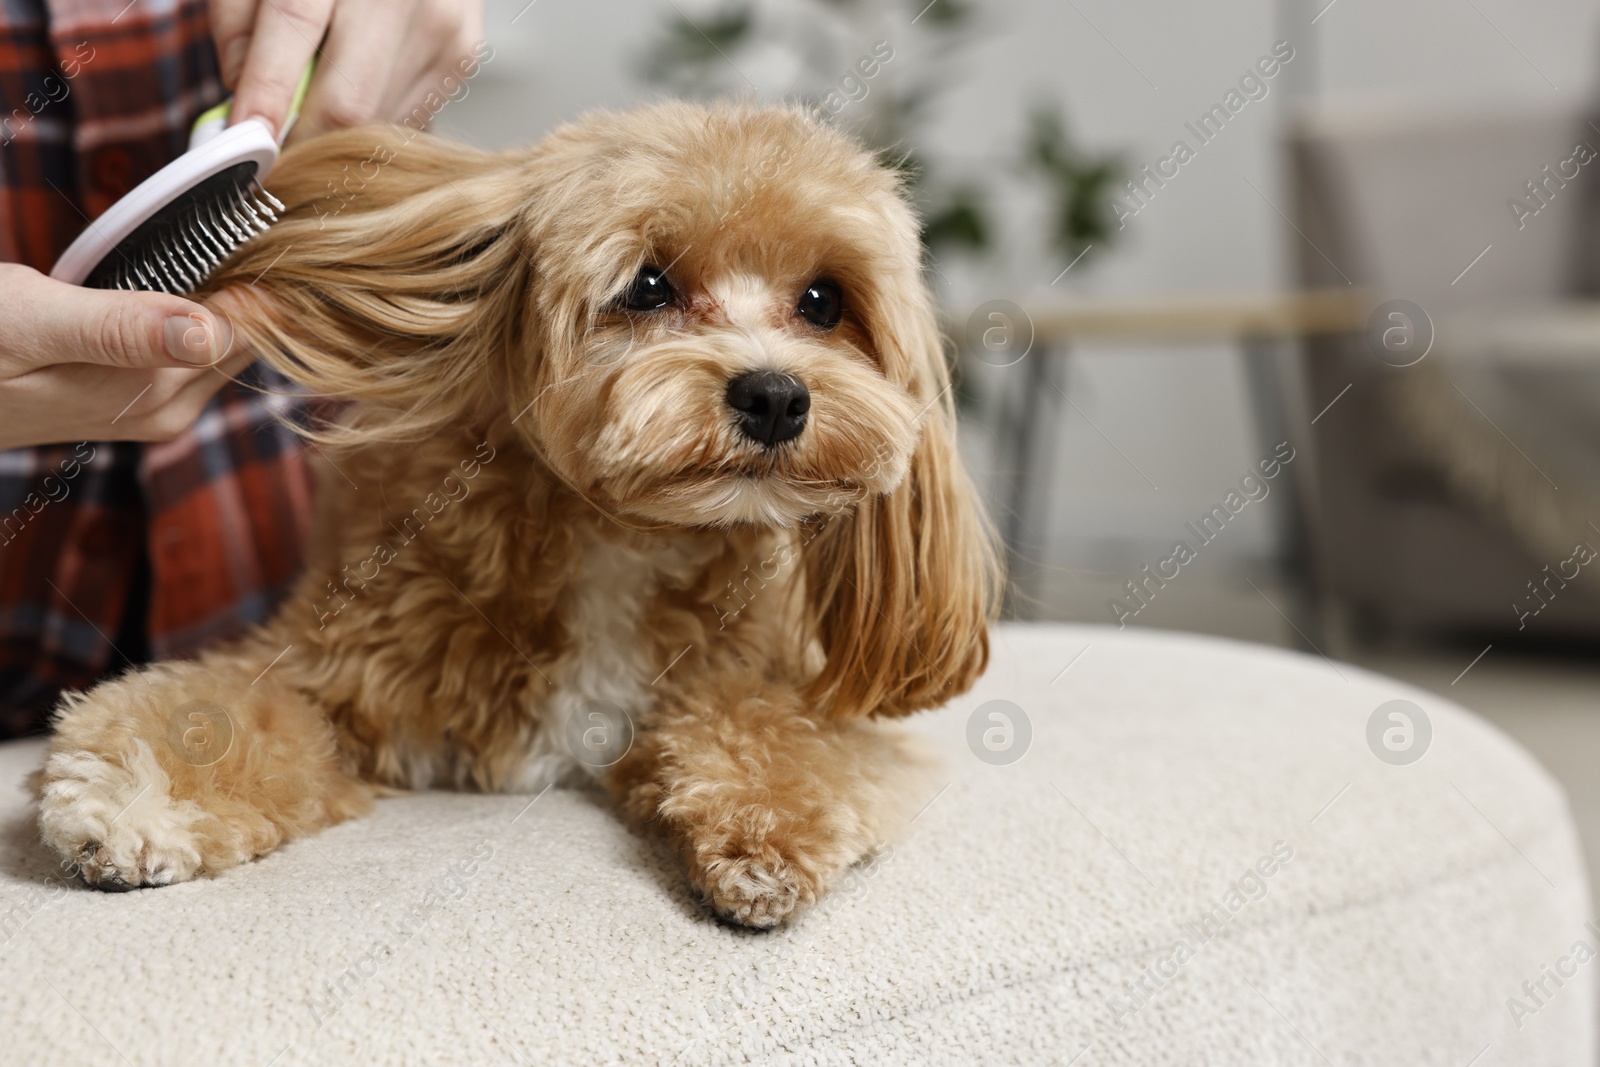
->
[[0, 265, 250, 451], [210, 0, 486, 144]]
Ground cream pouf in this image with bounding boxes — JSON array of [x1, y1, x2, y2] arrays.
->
[[0, 624, 1590, 1065]]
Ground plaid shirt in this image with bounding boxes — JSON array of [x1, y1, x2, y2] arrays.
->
[[0, 0, 316, 736]]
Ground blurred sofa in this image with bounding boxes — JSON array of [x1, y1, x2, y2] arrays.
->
[[1285, 100, 1600, 644]]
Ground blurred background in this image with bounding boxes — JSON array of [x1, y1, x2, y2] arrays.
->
[[436, 0, 1600, 910]]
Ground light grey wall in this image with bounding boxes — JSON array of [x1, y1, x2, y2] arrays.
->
[[435, 0, 1600, 578]]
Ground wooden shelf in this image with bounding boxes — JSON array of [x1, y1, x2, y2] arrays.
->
[[952, 288, 1369, 345]]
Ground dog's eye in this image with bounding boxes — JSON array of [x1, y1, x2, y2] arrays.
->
[[797, 278, 843, 330], [622, 265, 676, 311]]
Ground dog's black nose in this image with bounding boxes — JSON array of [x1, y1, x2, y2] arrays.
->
[[726, 370, 810, 446]]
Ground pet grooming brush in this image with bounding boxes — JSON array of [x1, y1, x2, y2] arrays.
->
[[50, 65, 313, 294]]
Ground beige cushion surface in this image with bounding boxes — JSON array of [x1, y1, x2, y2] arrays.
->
[[0, 623, 1589, 1065]]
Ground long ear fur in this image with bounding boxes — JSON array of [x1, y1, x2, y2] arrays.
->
[[198, 125, 533, 443], [802, 273, 1003, 720]]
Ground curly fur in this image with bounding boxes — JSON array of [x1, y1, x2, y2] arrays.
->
[[34, 101, 1001, 926]]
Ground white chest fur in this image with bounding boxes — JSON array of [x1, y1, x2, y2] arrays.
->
[[508, 530, 708, 791]]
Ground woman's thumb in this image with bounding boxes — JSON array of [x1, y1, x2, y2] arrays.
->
[[13, 268, 233, 369]]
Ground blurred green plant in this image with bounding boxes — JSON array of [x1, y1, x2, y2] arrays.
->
[[639, 0, 1122, 272], [1024, 104, 1122, 266]]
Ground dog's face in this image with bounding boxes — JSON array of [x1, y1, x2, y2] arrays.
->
[[206, 102, 996, 718], [513, 106, 929, 528]]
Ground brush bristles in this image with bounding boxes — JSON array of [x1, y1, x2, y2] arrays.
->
[[107, 176, 285, 294]]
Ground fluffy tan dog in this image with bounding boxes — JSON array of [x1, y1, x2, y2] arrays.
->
[[34, 101, 1000, 927]]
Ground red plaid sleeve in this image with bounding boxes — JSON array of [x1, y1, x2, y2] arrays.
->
[[0, 0, 318, 736]]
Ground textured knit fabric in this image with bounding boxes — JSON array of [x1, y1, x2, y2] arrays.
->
[[0, 625, 1588, 1065], [0, 0, 316, 736]]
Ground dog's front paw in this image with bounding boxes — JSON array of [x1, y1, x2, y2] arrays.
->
[[38, 746, 207, 891], [695, 841, 813, 929], [674, 803, 859, 929]]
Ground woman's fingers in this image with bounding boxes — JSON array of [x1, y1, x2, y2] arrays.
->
[[229, 0, 335, 140], [207, 0, 261, 89], [0, 279, 256, 448], [282, 0, 484, 143], [1, 265, 232, 377], [288, 0, 410, 142], [139, 350, 259, 441], [221, 0, 483, 143], [35, 352, 254, 445], [375, 21, 488, 141]]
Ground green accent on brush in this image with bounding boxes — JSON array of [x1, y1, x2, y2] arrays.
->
[[191, 59, 316, 135]]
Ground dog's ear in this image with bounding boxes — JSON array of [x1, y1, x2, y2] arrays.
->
[[802, 269, 1002, 720], [198, 125, 533, 442]]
